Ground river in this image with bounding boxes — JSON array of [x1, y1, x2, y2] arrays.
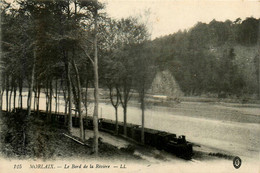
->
[[1, 91, 260, 165]]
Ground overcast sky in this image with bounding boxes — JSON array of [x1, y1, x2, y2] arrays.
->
[[100, 0, 260, 39], [5, 0, 260, 39]]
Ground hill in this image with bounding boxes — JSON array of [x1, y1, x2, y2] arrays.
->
[[145, 17, 260, 99]]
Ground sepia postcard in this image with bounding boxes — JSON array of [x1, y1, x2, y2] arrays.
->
[[0, 0, 259, 172]]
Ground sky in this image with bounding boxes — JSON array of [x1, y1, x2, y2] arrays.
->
[[100, 0, 260, 39], [5, 0, 260, 39]]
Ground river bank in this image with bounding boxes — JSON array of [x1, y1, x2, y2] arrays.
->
[[1, 90, 260, 172]]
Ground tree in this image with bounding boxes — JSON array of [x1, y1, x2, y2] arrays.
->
[[78, 0, 103, 154], [14, 0, 60, 117], [102, 54, 121, 134], [0, 1, 6, 115], [255, 20, 260, 99], [109, 86, 120, 135], [102, 17, 149, 136], [27, 48, 36, 116], [72, 58, 84, 140], [92, 3, 99, 154], [237, 17, 259, 45], [1, 1, 35, 112], [133, 43, 155, 144], [1, 0, 102, 147]]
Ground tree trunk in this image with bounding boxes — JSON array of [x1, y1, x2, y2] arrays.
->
[[119, 87, 130, 137], [123, 106, 127, 136], [115, 107, 118, 135], [13, 84, 17, 110], [37, 86, 41, 116], [258, 21, 260, 99], [93, 7, 99, 155], [57, 87, 60, 113], [62, 83, 68, 114], [28, 49, 36, 116], [259, 55, 260, 100], [46, 81, 49, 113], [0, 96, 1, 114], [9, 85, 13, 112], [84, 81, 88, 140], [6, 75, 9, 111], [0, 75, 4, 111], [141, 95, 145, 144], [19, 79, 23, 109], [33, 84, 37, 111], [0, 75, 4, 112], [0, 23, 2, 117], [65, 101, 67, 114], [72, 59, 83, 140], [109, 86, 120, 135], [65, 54, 72, 133], [27, 84, 30, 111], [64, 93, 68, 115], [55, 78, 58, 114], [48, 80, 53, 120]]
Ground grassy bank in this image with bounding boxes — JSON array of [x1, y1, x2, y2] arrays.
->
[[0, 111, 141, 161]]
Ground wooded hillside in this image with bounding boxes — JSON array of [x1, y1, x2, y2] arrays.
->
[[146, 18, 260, 98]]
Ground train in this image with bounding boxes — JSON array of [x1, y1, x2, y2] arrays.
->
[[100, 118, 193, 159], [72, 114, 193, 160], [10, 108, 194, 160]]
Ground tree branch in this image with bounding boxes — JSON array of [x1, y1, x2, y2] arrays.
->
[[81, 47, 94, 65]]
